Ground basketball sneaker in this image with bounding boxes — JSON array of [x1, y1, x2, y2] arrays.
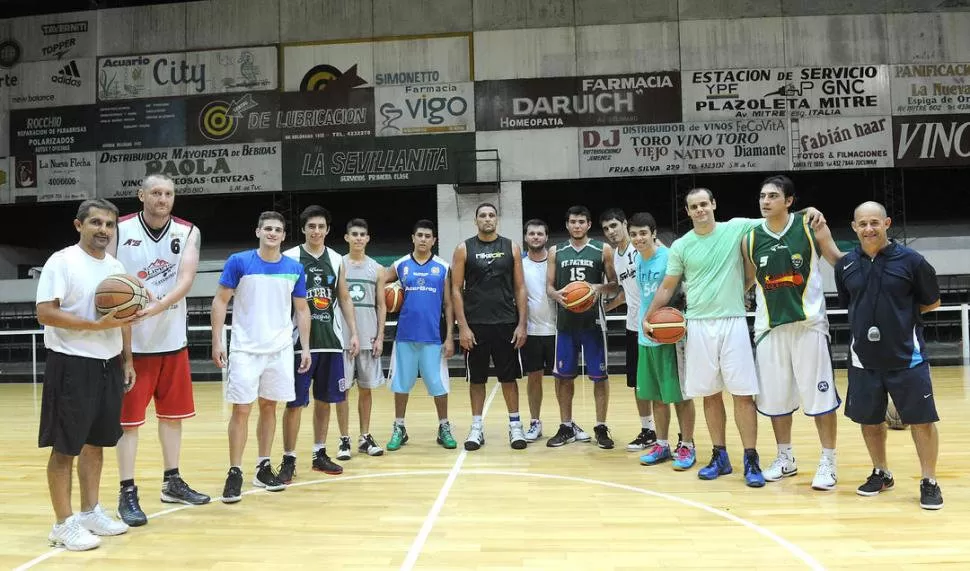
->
[[222, 467, 243, 503], [640, 443, 671, 465], [672, 442, 697, 471], [278, 455, 296, 484], [811, 456, 837, 491], [464, 424, 485, 451], [919, 478, 943, 510], [161, 475, 210, 505], [763, 454, 798, 482], [78, 504, 129, 536], [572, 422, 591, 442], [743, 450, 766, 488], [312, 449, 344, 475], [336, 436, 352, 461], [509, 421, 527, 450], [697, 447, 733, 480], [49, 515, 101, 551], [437, 422, 458, 449], [387, 424, 409, 451], [524, 419, 543, 442], [546, 423, 577, 447], [594, 424, 615, 449], [358, 434, 384, 456], [856, 469, 894, 496], [117, 485, 147, 527], [254, 460, 287, 491], [626, 428, 657, 451]]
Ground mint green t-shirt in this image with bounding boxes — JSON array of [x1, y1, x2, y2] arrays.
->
[[666, 218, 761, 320]]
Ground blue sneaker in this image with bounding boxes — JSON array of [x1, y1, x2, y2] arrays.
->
[[672, 443, 697, 471], [639, 443, 671, 465], [744, 451, 766, 488], [697, 447, 732, 480]]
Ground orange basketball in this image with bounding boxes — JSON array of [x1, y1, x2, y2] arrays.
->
[[647, 306, 686, 344], [95, 274, 148, 319], [562, 281, 596, 314], [384, 282, 404, 313]]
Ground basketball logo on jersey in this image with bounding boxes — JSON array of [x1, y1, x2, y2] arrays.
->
[[137, 258, 176, 282], [764, 272, 805, 290], [790, 253, 804, 269], [431, 266, 441, 275], [308, 274, 334, 315]]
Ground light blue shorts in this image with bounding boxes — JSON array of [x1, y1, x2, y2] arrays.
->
[[390, 341, 450, 397]]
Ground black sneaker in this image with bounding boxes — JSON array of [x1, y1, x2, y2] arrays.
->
[[278, 455, 296, 484], [117, 486, 147, 526], [919, 478, 943, 510], [358, 434, 385, 456], [546, 423, 577, 448], [253, 460, 286, 492], [594, 424, 615, 449], [336, 436, 352, 461], [312, 449, 344, 475], [856, 469, 894, 496], [626, 428, 657, 451], [222, 467, 243, 504], [161, 475, 211, 505]]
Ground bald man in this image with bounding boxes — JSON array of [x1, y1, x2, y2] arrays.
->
[[834, 201, 943, 510]]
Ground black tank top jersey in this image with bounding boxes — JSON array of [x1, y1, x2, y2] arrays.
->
[[463, 235, 517, 325]]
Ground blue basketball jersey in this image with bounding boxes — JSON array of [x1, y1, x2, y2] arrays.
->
[[394, 254, 449, 344]]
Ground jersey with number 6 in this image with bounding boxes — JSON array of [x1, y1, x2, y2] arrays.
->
[[554, 239, 605, 331]]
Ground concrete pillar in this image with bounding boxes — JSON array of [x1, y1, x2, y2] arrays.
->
[[436, 181, 523, 261]]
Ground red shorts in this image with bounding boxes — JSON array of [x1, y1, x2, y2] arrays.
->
[[120, 349, 196, 427]]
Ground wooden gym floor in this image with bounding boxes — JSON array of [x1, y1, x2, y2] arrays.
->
[[1, 367, 968, 570]]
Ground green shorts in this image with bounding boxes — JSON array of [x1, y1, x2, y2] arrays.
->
[[636, 344, 684, 404]]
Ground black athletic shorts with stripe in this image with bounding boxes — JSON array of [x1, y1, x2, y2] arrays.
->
[[465, 323, 522, 383]]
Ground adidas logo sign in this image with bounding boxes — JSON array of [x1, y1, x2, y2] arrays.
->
[[51, 60, 82, 86]]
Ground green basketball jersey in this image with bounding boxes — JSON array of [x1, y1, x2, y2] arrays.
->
[[554, 239, 605, 331], [284, 245, 344, 352], [747, 213, 828, 337]]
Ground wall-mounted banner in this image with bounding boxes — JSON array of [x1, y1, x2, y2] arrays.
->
[[375, 82, 475, 137], [475, 73, 681, 131], [789, 66, 890, 118], [8, 58, 96, 109], [0, 106, 8, 157], [11, 105, 97, 156], [10, 13, 96, 61], [579, 119, 788, 178], [890, 63, 970, 116], [98, 98, 186, 150], [98, 142, 282, 198], [279, 89, 373, 140], [682, 68, 797, 121], [0, 158, 9, 204], [186, 91, 279, 146], [790, 116, 892, 170], [282, 132, 474, 190], [12, 152, 96, 202], [893, 113, 970, 167], [97, 46, 277, 101]]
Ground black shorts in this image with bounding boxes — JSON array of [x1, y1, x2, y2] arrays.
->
[[625, 329, 639, 388], [845, 362, 939, 426], [465, 323, 521, 383], [39, 350, 125, 456], [521, 335, 555, 375]]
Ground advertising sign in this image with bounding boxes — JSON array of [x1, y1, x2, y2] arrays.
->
[[682, 68, 796, 120], [10, 105, 97, 156], [790, 116, 893, 170], [475, 72, 681, 130], [788, 65, 890, 118], [186, 91, 279, 146], [279, 88, 374, 140], [98, 98, 186, 149], [11, 13, 96, 61], [890, 63, 970, 115], [375, 82, 474, 136], [893, 113, 970, 167], [12, 152, 96, 202], [8, 58, 96, 109], [0, 158, 9, 203], [0, 105, 8, 157]]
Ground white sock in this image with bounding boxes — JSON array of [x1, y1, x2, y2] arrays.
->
[[657, 439, 669, 448], [681, 440, 695, 449], [256, 456, 270, 467], [439, 418, 449, 426], [640, 415, 655, 431], [284, 451, 296, 458], [777, 444, 794, 460], [313, 443, 324, 453], [472, 415, 483, 427], [394, 418, 405, 427], [821, 448, 836, 462]]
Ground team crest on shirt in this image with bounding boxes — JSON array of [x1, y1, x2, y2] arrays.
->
[[349, 283, 366, 302], [817, 381, 829, 392], [137, 258, 176, 282], [431, 266, 441, 275], [790, 253, 804, 269], [402, 266, 409, 276]]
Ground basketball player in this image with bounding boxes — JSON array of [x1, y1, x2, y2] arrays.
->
[[341, 218, 387, 457], [37, 199, 134, 550], [385, 220, 457, 451], [627, 212, 697, 470], [520, 219, 557, 442], [600, 209, 657, 451], [452, 203, 528, 450], [742, 175, 844, 490], [836, 201, 943, 510], [279, 206, 359, 482], [644, 188, 824, 487], [211, 211, 312, 503], [111, 175, 209, 527], [546, 205, 618, 449]]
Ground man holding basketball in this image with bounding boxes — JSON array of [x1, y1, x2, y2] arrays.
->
[[37, 198, 135, 551], [211, 211, 312, 503], [520, 219, 558, 442], [546, 205, 618, 449], [111, 174, 209, 527], [452, 203, 528, 451]]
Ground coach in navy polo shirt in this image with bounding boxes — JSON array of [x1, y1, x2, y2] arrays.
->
[[835, 201, 943, 511]]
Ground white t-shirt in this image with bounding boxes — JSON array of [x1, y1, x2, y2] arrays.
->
[[36, 244, 126, 359], [614, 242, 641, 331], [523, 254, 556, 336]]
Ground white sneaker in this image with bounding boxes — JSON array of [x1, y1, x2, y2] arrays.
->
[[336, 436, 352, 461], [572, 422, 591, 442], [464, 424, 485, 451], [77, 503, 129, 536], [763, 454, 798, 482], [811, 456, 838, 490], [49, 515, 101, 551], [509, 422, 527, 450], [524, 419, 543, 442]]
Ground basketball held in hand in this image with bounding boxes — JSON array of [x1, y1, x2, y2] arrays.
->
[[647, 307, 686, 344], [384, 282, 404, 313], [562, 281, 596, 314], [95, 274, 149, 319]]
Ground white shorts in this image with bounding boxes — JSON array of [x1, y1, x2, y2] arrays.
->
[[344, 350, 386, 390], [684, 317, 759, 398], [754, 323, 840, 416], [225, 346, 296, 404]]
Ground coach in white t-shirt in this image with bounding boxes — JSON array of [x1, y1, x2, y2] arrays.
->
[[36, 199, 138, 552]]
